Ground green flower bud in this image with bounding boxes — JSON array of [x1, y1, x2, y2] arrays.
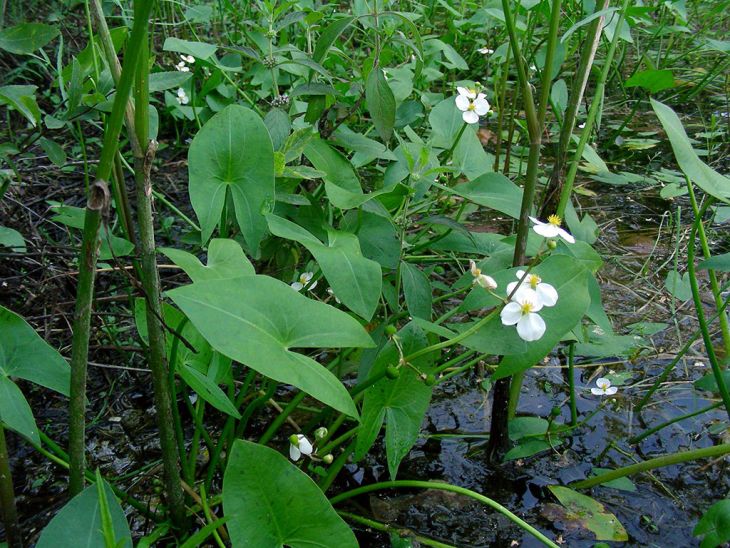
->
[[314, 427, 328, 440], [384, 324, 398, 336], [323, 454, 334, 464], [289, 434, 300, 446], [424, 373, 437, 386], [385, 365, 401, 379], [547, 239, 557, 250]]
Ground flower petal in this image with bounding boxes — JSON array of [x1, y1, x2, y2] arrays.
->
[[536, 283, 558, 307], [516, 313, 546, 341], [596, 378, 611, 389], [462, 110, 479, 124], [308, 280, 318, 291], [558, 228, 576, 244], [590, 387, 604, 395], [470, 259, 480, 277], [529, 216, 543, 225], [533, 224, 560, 238], [515, 270, 527, 279], [506, 281, 519, 296], [297, 434, 314, 455], [457, 86, 470, 97], [605, 386, 618, 395], [289, 444, 301, 461], [500, 302, 523, 325], [476, 274, 497, 290], [455, 94, 471, 111], [290, 282, 303, 291], [474, 98, 490, 115]]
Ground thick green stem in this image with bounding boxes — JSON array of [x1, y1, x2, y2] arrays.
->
[[540, 0, 610, 217], [68, 181, 109, 495], [686, 181, 730, 354], [556, 0, 629, 217], [0, 425, 22, 548], [329, 480, 559, 548], [571, 443, 730, 489], [687, 212, 730, 419], [133, 25, 187, 528]]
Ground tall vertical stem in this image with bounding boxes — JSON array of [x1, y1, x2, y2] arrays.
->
[[68, 181, 109, 495], [132, 18, 187, 528], [0, 425, 22, 548], [66, 0, 154, 495]]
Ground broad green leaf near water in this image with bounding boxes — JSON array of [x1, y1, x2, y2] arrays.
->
[[0, 85, 42, 126], [50, 204, 134, 260], [167, 276, 373, 417], [366, 67, 396, 142], [548, 486, 628, 541], [625, 69, 676, 93], [665, 269, 692, 301], [355, 323, 436, 479], [0, 23, 59, 54], [699, 252, 730, 272], [0, 376, 38, 444], [651, 99, 730, 202], [189, 105, 275, 252], [694, 499, 730, 548], [160, 238, 255, 282], [163, 37, 217, 59], [267, 214, 382, 320], [149, 71, 192, 92], [37, 480, 131, 548], [223, 440, 357, 548], [451, 172, 524, 219]]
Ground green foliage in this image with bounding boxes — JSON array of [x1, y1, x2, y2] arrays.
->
[[223, 439, 357, 547], [548, 486, 628, 541], [168, 275, 373, 417], [0, 23, 59, 55], [188, 105, 275, 251], [694, 499, 730, 548], [36, 479, 131, 548]]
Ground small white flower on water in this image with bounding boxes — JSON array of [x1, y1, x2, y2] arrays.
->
[[529, 214, 575, 244], [469, 259, 497, 290], [478, 47, 494, 55], [176, 88, 189, 105], [289, 434, 313, 461], [455, 90, 490, 125], [500, 291, 546, 342], [291, 271, 317, 291], [180, 54, 195, 64], [507, 270, 558, 307], [591, 377, 618, 396], [175, 61, 190, 72]]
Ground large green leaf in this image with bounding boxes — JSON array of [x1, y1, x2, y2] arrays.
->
[[0, 226, 25, 252], [160, 238, 255, 282], [267, 214, 382, 320], [0, 376, 38, 444], [366, 67, 395, 142], [179, 364, 240, 418], [451, 172, 523, 219], [699, 252, 730, 272], [0, 84, 41, 126], [0, 306, 70, 395], [548, 486, 628, 541], [167, 276, 373, 417], [651, 99, 730, 202], [625, 69, 676, 93], [37, 480, 131, 548], [694, 499, 730, 548], [355, 323, 436, 479], [189, 105, 275, 251], [0, 23, 59, 54], [163, 37, 217, 59], [303, 137, 390, 209], [401, 261, 432, 320], [223, 440, 357, 547]]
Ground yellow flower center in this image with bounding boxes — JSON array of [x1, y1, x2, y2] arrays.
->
[[520, 301, 534, 314], [467, 102, 476, 111], [528, 274, 541, 289], [547, 214, 562, 227]]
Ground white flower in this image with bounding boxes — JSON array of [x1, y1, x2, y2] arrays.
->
[[291, 271, 317, 291], [469, 260, 497, 290], [478, 47, 494, 55], [590, 378, 618, 396], [175, 61, 190, 72], [176, 88, 189, 105], [500, 291, 546, 342], [326, 287, 341, 303], [289, 434, 313, 461], [180, 54, 195, 64], [529, 214, 575, 244], [455, 92, 490, 124], [507, 270, 558, 307]]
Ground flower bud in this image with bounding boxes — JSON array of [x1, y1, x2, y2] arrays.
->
[[384, 324, 398, 336], [323, 454, 334, 464], [385, 365, 400, 379], [547, 239, 557, 250], [289, 434, 300, 446], [314, 427, 328, 440]]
